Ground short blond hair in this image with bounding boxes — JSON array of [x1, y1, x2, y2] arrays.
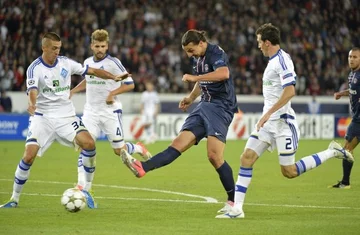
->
[[91, 29, 109, 43]]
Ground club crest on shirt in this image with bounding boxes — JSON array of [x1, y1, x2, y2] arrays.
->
[[60, 68, 68, 78], [204, 64, 209, 72]]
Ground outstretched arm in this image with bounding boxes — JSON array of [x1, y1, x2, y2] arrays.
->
[[87, 67, 131, 81]]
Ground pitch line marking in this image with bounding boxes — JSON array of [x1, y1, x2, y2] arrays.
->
[[1, 179, 359, 210], [0, 178, 218, 203]]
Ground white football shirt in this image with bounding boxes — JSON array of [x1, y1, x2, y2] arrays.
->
[[262, 49, 297, 120], [83, 54, 133, 113], [141, 90, 160, 115], [26, 56, 88, 118]]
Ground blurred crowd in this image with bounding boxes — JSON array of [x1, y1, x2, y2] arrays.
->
[[0, 0, 359, 95]]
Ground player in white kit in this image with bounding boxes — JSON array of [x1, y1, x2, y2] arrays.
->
[[216, 23, 354, 219], [70, 30, 152, 189], [0, 32, 128, 209], [140, 81, 160, 144]]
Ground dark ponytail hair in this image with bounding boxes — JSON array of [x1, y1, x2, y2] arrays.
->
[[181, 29, 208, 46]]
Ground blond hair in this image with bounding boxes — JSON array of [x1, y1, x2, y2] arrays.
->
[[91, 29, 109, 43]]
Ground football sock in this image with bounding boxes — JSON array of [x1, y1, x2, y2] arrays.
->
[[77, 155, 86, 188], [142, 146, 181, 172], [341, 159, 353, 185], [295, 149, 333, 175], [125, 142, 142, 155], [81, 149, 96, 191], [234, 167, 252, 209], [216, 161, 235, 202], [12, 159, 32, 202]]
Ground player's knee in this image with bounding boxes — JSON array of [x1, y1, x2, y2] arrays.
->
[[82, 138, 95, 150], [207, 151, 223, 167], [23, 145, 38, 164], [240, 150, 257, 167]]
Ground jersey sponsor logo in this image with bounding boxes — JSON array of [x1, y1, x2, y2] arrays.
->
[[60, 68, 68, 78], [43, 85, 70, 93], [28, 80, 35, 85], [86, 80, 106, 85], [53, 80, 60, 87]]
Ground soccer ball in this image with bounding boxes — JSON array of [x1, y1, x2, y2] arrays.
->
[[60, 188, 86, 212]]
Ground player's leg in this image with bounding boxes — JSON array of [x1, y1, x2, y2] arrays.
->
[[76, 113, 100, 189], [109, 110, 151, 159], [121, 130, 196, 177], [206, 136, 235, 211], [216, 122, 272, 219], [331, 123, 360, 188], [1, 115, 54, 208], [280, 118, 353, 178], [56, 116, 97, 208], [121, 108, 204, 177]]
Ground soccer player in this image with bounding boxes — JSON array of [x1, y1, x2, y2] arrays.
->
[[329, 47, 360, 189], [70, 29, 152, 189], [120, 29, 238, 215], [0, 32, 127, 208], [140, 81, 160, 144], [216, 23, 354, 219]]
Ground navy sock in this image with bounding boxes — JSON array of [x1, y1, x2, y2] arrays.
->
[[216, 161, 235, 202], [142, 146, 181, 172], [342, 159, 353, 185]]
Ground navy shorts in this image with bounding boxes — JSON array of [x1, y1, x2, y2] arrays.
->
[[180, 102, 234, 144], [345, 121, 360, 142]]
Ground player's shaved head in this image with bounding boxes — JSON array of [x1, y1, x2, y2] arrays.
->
[[91, 29, 109, 43], [42, 32, 61, 46], [181, 29, 208, 46]]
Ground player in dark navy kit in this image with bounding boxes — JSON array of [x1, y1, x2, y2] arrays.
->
[[330, 47, 360, 189], [120, 29, 238, 214]]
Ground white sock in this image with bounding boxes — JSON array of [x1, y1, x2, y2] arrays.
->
[[125, 142, 142, 155], [234, 167, 253, 211], [295, 149, 334, 175], [12, 159, 32, 202], [81, 149, 96, 191], [77, 155, 86, 188]]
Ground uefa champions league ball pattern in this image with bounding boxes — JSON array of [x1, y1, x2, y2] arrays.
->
[[60, 188, 86, 212]]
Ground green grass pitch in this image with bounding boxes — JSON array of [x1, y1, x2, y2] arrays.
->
[[0, 140, 359, 235]]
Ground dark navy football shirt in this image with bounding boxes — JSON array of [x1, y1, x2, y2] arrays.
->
[[190, 43, 238, 113]]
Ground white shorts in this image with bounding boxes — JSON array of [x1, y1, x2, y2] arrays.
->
[[82, 109, 125, 149], [245, 116, 300, 166], [26, 114, 87, 157]]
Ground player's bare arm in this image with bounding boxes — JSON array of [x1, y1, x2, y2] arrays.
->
[[105, 83, 135, 105], [87, 67, 131, 81], [257, 85, 295, 131], [27, 89, 38, 116], [70, 79, 86, 99], [182, 67, 229, 82], [179, 82, 201, 111], [334, 89, 349, 100]]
